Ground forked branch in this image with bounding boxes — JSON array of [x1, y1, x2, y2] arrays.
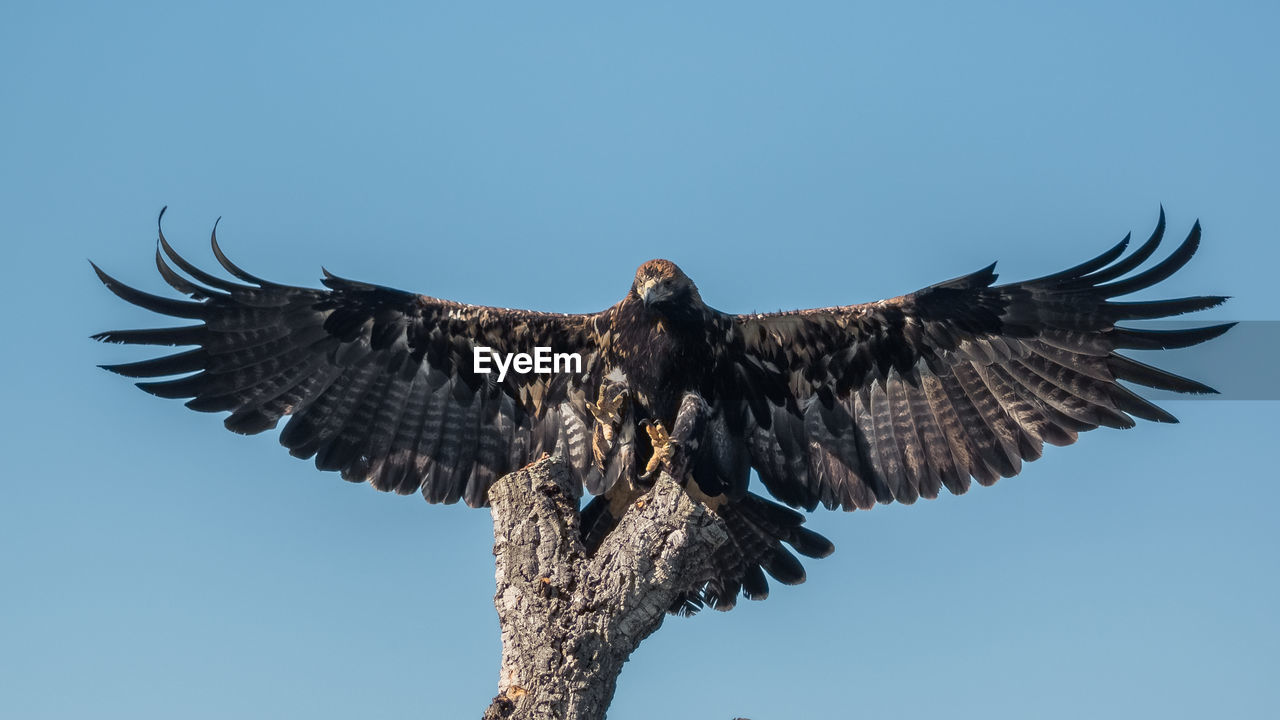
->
[[484, 455, 728, 720]]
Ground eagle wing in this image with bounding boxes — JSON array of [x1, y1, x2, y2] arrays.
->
[[725, 211, 1233, 512], [93, 218, 611, 507]]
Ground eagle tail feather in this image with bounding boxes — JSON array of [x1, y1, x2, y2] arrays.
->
[[677, 492, 834, 614]]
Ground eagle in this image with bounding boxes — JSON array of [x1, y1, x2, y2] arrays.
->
[[93, 209, 1231, 613]]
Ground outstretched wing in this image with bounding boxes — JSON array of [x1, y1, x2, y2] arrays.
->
[[725, 211, 1233, 512], [93, 216, 609, 506]]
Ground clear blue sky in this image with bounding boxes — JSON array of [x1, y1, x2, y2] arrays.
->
[[2, 2, 1276, 718]]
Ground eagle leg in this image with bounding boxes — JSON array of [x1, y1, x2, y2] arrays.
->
[[641, 421, 673, 478], [642, 392, 710, 482], [589, 374, 632, 469], [587, 386, 629, 426]]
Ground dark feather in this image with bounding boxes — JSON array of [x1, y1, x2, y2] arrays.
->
[[1098, 221, 1201, 297], [92, 262, 205, 319], [1077, 206, 1166, 285], [94, 211, 1229, 615], [1110, 323, 1236, 350], [100, 348, 207, 378]]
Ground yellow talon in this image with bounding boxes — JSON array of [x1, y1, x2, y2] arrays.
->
[[644, 421, 674, 475], [588, 388, 628, 425], [645, 421, 671, 448]]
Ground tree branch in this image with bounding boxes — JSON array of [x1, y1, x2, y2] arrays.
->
[[483, 455, 728, 720]]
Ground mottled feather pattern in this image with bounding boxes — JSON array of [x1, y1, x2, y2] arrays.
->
[[726, 209, 1231, 511], [94, 209, 1229, 612], [94, 216, 609, 507]]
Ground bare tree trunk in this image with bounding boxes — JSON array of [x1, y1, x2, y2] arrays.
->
[[482, 455, 728, 720]]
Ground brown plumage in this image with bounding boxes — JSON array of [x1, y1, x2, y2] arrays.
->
[[93, 208, 1231, 612]]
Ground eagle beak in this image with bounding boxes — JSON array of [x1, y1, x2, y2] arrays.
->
[[638, 278, 659, 306]]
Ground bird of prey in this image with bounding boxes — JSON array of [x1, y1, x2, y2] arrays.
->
[[93, 209, 1231, 612]]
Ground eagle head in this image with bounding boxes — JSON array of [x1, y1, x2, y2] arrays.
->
[[631, 259, 702, 314]]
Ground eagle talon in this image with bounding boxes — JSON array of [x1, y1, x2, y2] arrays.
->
[[643, 421, 674, 478], [645, 420, 671, 450], [588, 387, 628, 425]]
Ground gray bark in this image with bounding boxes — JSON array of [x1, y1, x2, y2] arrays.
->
[[482, 455, 728, 720]]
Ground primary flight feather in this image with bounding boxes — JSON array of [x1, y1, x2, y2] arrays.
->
[[93, 208, 1231, 612]]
